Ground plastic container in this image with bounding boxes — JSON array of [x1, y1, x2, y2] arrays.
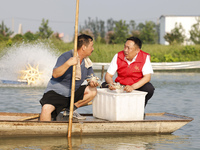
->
[[92, 88, 147, 121]]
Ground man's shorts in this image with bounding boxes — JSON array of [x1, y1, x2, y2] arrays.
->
[[40, 85, 87, 118]]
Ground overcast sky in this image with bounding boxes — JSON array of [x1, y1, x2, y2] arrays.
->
[[1, 0, 200, 40]]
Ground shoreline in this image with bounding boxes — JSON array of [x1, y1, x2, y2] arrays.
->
[[93, 61, 200, 71]]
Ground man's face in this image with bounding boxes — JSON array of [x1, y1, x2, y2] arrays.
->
[[85, 40, 94, 56], [123, 40, 139, 61]]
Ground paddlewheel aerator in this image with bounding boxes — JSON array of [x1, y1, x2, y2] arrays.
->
[[20, 64, 43, 85]]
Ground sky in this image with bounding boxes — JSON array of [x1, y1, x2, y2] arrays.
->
[[0, 0, 200, 41]]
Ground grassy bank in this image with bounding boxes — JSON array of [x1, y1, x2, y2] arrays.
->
[[91, 43, 200, 62], [0, 40, 200, 62]]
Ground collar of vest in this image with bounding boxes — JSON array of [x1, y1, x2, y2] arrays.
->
[[118, 50, 144, 63]]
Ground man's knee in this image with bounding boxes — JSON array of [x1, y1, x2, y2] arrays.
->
[[41, 104, 55, 114], [139, 82, 155, 94], [85, 86, 97, 98], [91, 87, 97, 98], [137, 82, 155, 103]]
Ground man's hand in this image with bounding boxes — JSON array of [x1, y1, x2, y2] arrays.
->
[[68, 56, 78, 66], [108, 83, 116, 90], [88, 81, 99, 87], [124, 85, 134, 92], [53, 56, 78, 78]]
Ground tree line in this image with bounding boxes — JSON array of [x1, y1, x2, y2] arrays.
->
[[80, 17, 200, 45], [79, 17, 158, 44], [1, 17, 200, 45], [0, 19, 56, 44]]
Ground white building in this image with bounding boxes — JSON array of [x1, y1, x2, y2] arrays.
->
[[159, 15, 200, 45]]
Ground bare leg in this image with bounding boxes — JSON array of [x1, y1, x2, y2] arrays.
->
[[74, 86, 97, 108], [40, 104, 55, 121]]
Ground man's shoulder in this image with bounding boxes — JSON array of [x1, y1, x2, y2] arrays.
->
[[117, 51, 124, 59], [59, 50, 73, 59], [61, 50, 72, 56]]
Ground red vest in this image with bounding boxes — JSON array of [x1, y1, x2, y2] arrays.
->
[[115, 50, 149, 85]]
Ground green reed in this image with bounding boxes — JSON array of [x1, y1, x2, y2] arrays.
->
[[1, 40, 200, 62]]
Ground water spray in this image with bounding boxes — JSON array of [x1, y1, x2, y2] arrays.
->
[[0, 42, 59, 86]]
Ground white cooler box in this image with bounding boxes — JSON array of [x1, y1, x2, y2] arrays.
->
[[92, 88, 147, 121]]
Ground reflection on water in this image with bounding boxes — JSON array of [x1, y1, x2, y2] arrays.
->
[[0, 86, 44, 113], [0, 134, 190, 150]]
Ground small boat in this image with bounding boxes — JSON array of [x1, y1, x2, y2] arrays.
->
[[93, 61, 200, 71], [0, 80, 27, 85], [0, 112, 193, 137]]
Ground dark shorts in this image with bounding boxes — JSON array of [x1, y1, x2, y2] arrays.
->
[[40, 85, 87, 118]]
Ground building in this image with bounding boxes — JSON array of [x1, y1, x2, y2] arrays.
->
[[159, 15, 200, 45]]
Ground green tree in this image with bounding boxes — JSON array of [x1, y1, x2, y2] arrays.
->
[[37, 19, 53, 39], [189, 17, 200, 44], [105, 31, 115, 44], [99, 20, 106, 41], [12, 34, 24, 41], [79, 17, 105, 41], [79, 28, 94, 38], [164, 23, 186, 45], [113, 20, 129, 44], [137, 21, 158, 44], [79, 18, 160, 44], [131, 30, 140, 38], [129, 20, 136, 34], [23, 31, 38, 41], [129, 20, 141, 38], [0, 21, 13, 40], [107, 18, 115, 32]]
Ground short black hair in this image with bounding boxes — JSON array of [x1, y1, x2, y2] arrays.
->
[[77, 34, 93, 49], [126, 36, 142, 49]]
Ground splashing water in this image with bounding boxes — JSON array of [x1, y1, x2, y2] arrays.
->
[[0, 42, 59, 87]]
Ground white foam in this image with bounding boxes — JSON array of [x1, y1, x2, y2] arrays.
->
[[0, 42, 59, 86]]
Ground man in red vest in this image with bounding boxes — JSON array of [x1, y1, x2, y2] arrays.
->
[[102, 36, 155, 106]]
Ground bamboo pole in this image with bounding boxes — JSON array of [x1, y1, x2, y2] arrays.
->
[[68, 137, 72, 149], [68, 0, 80, 138], [18, 114, 40, 121]]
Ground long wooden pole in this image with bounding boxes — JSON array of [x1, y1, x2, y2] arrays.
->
[[68, 0, 79, 138]]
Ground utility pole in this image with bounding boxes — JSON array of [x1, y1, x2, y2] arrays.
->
[[12, 18, 14, 32]]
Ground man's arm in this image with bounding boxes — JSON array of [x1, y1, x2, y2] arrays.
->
[[132, 74, 151, 89], [52, 56, 78, 78], [105, 72, 114, 85], [105, 72, 118, 90], [124, 55, 153, 92], [104, 54, 118, 89]]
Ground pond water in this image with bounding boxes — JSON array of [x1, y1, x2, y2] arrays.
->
[[0, 72, 199, 150]]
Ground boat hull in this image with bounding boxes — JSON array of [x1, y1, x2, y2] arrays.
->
[[0, 112, 193, 137]]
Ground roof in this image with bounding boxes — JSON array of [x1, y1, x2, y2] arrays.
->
[[159, 15, 200, 19]]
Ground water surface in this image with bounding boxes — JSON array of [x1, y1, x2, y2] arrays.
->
[[0, 72, 199, 150]]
